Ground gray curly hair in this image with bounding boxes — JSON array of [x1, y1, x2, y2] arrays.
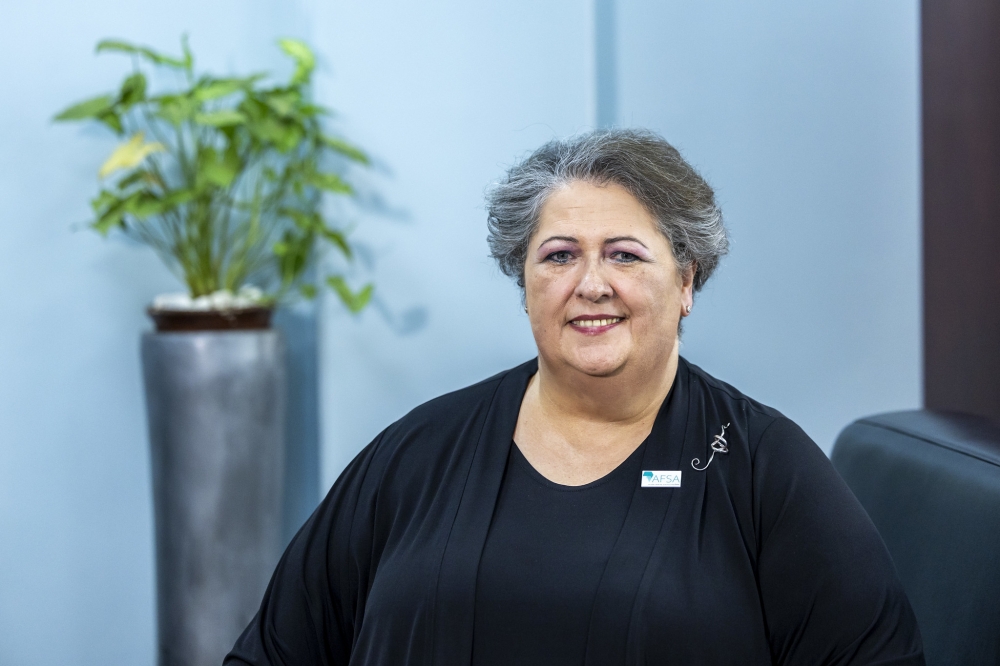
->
[[486, 128, 728, 293]]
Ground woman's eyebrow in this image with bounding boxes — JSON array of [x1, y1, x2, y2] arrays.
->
[[604, 235, 648, 248], [538, 235, 578, 246]]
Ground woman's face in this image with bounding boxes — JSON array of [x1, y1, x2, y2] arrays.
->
[[524, 180, 693, 379]]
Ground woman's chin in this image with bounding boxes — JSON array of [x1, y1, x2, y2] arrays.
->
[[564, 349, 629, 378]]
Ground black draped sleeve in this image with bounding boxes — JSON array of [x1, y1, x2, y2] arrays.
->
[[223, 363, 520, 666], [751, 416, 924, 665]]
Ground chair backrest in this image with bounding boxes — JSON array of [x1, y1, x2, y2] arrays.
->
[[831, 410, 1000, 666]]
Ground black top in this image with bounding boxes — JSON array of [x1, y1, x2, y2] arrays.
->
[[472, 442, 645, 665], [225, 357, 925, 666]]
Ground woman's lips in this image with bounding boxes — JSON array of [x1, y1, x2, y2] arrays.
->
[[568, 316, 625, 334]]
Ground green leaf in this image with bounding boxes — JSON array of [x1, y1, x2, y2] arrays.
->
[[180, 34, 194, 72], [54, 94, 115, 122], [278, 38, 315, 85], [90, 190, 127, 234], [318, 225, 352, 259], [278, 124, 305, 152], [96, 39, 188, 68], [155, 95, 200, 125], [281, 210, 351, 258], [263, 89, 301, 117], [117, 171, 145, 189], [123, 190, 165, 220], [90, 188, 179, 233], [238, 95, 268, 122], [97, 110, 124, 134], [299, 283, 317, 299], [161, 189, 194, 207], [282, 208, 319, 231], [93, 208, 125, 235], [116, 169, 162, 190], [274, 230, 313, 284], [320, 135, 370, 164], [194, 110, 247, 127], [91, 189, 119, 214], [306, 171, 352, 194], [248, 116, 303, 151], [300, 103, 331, 117], [197, 147, 239, 188], [194, 78, 251, 102], [326, 276, 373, 313], [118, 72, 146, 108]]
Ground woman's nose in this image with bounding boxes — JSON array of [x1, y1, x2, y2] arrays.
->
[[575, 259, 613, 302]]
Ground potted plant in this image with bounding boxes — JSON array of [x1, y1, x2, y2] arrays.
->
[[54, 36, 371, 666], [54, 35, 372, 325]]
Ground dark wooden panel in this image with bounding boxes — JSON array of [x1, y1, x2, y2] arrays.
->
[[923, 0, 1000, 421]]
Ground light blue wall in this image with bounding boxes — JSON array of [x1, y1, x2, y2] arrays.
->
[[615, 0, 921, 452], [0, 2, 310, 664]]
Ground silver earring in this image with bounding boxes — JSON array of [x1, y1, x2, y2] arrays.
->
[[684, 304, 692, 315]]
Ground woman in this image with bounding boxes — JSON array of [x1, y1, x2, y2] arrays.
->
[[226, 129, 924, 665]]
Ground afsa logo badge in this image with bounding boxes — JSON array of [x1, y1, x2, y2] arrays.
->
[[641, 470, 682, 488]]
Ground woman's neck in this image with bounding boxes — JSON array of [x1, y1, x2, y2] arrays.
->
[[512, 345, 679, 486]]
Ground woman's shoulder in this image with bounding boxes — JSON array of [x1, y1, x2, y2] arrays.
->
[[387, 358, 534, 436], [682, 357, 779, 417], [350, 359, 535, 485], [679, 357, 825, 472]]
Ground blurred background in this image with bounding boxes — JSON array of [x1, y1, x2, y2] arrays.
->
[[0, 0, 921, 664]]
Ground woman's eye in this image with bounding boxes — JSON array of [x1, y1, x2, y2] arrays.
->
[[611, 251, 639, 263], [546, 251, 573, 264]]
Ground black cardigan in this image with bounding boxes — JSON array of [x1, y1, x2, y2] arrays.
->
[[226, 357, 924, 665]]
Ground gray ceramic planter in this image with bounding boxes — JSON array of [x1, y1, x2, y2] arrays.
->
[[141, 330, 286, 666]]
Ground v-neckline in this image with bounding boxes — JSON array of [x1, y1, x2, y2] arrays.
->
[[510, 437, 650, 492]]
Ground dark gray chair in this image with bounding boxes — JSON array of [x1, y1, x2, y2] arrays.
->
[[831, 410, 1000, 666]]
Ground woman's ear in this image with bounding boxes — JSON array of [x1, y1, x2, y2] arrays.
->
[[681, 261, 696, 316], [682, 261, 697, 290]]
